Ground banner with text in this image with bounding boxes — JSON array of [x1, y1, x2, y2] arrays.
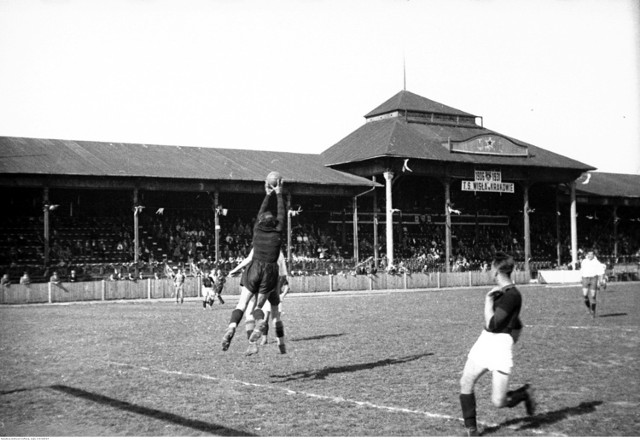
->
[[462, 170, 514, 193]]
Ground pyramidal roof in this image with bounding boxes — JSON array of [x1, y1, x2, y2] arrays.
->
[[364, 90, 476, 119]]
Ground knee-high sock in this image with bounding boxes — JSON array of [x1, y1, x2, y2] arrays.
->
[[275, 321, 285, 345], [459, 393, 477, 429], [229, 309, 244, 326], [506, 385, 528, 408]]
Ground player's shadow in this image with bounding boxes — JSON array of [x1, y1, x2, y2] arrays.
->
[[289, 333, 345, 342], [50, 385, 255, 436], [481, 400, 603, 435], [270, 352, 433, 383], [597, 313, 627, 318]]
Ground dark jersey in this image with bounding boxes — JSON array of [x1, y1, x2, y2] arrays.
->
[[252, 192, 285, 263], [485, 284, 523, 335], [202, 276, 213, 288]]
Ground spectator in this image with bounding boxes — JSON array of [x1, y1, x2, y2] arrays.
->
[[19, 271, 31, 286], [1, 273, 10, 288], [49, 271, 60, 285]]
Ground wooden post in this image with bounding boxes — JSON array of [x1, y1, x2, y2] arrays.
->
[[556, 185, 562, 267], [214, 191, 220, 264], [101, 279, 106, 301], [383, 171, 394, 267], [613, 205, 618, 259], [444, 179, 452, 274], [570, 181, 578, 269], [373, 176, 379, 268], [43, 187, 50, 267], [147, 278, 151, 300], [287, 193, 292, 273], [48, 282, 52, 303], [523, 183, 531, 277], [133, 189, 140, 277]]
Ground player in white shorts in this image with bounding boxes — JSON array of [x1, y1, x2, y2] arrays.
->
[[458, 252, 535, 437]]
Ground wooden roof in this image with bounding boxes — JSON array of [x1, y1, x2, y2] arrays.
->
[[0, 137, 377, 189], [364, 90, 475, 118], [575, 172, 640, 199], [323, 91, 594, 174]]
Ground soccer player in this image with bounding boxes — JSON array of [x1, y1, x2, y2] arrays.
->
[[222, 248, 287, 354], [212, 268, 226, 305], [174, 268, 185, 304], [201, 270, 215, 308], [244, 254, 289, 355], [220, 178, 284, 350], [459, 252, 535, 437], [580, 250, 605, 317]]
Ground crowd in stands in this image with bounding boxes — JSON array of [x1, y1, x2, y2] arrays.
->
[[2, 208, 639, 284]]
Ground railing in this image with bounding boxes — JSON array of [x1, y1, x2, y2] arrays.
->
[[0, 270, 533, 305]]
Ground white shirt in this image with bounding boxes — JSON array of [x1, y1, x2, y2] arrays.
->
[[580, 257, 605, 277]]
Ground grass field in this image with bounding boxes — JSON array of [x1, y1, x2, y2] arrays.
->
[[1, 282, 639, 437]]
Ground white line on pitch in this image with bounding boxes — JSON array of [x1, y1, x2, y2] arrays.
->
[[104, 360, 565, 437]]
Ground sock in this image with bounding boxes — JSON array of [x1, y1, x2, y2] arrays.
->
[[246, 321, 255, 339], [263, 323, 269, 336], [275, 321, 285, 345], [230, 309, 244, 325], [459, 393, 477, 430], [506, 385, 528, 408], [584, 297, 591, 309], [202, 301, 206, 308]]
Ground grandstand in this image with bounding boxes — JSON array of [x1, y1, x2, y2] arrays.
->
[[1, 90, 639, 287]]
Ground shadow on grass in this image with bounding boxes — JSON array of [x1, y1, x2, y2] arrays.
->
[[270, 352, 434, 383], [50, 385, 255, 436], [597, 313, 627, 318], [482, 400, 603, 435], [290, 333, 345, 342]]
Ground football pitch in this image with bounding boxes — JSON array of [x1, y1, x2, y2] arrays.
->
[[1, 282, 639, 437]]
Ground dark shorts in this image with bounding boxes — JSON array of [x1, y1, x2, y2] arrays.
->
[[241, 259, 279, 303], [582, 276, 598, 289]]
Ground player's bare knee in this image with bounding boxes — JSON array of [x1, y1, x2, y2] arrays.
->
[[460, 375, 474, 393]]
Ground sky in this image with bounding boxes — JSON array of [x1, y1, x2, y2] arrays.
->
[[1, 0, 639, 174]]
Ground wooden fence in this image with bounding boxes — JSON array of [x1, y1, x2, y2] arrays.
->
[[0, 270, 535, 305]]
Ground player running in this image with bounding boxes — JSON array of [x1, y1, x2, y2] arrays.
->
[[212, 268, 226, 305], [459, 252, 535, 437], [220, 176, 284, 351]]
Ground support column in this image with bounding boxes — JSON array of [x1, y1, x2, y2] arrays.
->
[[287, 193, 292, 272], [353, 195, 359, 262], [523, 183, 531, 277], [214, 191, 220, 264], [133, 189, 139, 269], [372, 176, 379, 268], [43, 187, 50, 266], [613, 205, 618, 259], [555, 185, 562, 267], [570, 181, 578, 269], [444, 180, 452, 274], [383, 171, 394, 268]]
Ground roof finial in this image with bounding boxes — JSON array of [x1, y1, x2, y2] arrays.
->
[[403, 55, 407, 91]]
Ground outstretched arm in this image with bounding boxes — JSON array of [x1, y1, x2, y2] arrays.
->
[[229, 249, 254, 276], [273, 179, 285, 232]]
